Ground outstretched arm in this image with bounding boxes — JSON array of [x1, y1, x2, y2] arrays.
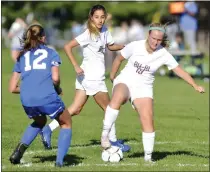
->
[[172, 65, 205, 93], [9, 72, 20, 94], [110, 54, 125, 82], [107, 44, 125, 51]]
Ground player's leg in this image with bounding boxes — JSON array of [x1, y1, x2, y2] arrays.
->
[[54, 108, 72, 167], [43, 76, 88, 134], [133, 98, 155, 163], [41, 90, 88, 149], [101, 83, 130, 149], [93, 91, 130, 152], [10, 110, 47, 164], [67, 89, 89, 116], [48, 90, 88, 130]]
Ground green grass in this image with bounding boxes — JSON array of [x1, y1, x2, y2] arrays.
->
[[2, 48, 209, 171]]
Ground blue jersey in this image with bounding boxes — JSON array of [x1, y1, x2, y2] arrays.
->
[[13, 44, 62, 107]]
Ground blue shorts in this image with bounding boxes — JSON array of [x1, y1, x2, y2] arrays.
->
[[23, 100, 65, 119]]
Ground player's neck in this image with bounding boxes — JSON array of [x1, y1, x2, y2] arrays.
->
[[145, 41, 154, 54]]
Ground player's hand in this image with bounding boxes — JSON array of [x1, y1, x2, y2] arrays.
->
[[194, 85, 205, 93], [74, 65, 84, 76], [54, 85, 63, 95], [110, 74, 115, 83]]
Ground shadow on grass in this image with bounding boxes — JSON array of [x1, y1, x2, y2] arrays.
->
[[128, 150, 209, 161], [33, 154, 85, 166]]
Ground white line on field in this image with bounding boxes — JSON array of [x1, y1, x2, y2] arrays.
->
[[177, 163, 209, 167], [3, 162, 208, 168]]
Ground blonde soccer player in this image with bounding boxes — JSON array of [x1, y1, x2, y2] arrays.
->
[[101, 23, 205, 163], [41, 4, 130, 152]]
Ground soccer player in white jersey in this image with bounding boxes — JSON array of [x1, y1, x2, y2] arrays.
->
[[8, 18, 27, 62], [41, 4, 130, 152], [101, 23, 205, 162]]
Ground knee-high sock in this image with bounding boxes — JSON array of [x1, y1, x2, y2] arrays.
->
[[102, 105, 119, 138], [56, 128, 72, 165], [142, 132, 155, 160], [21, 122, 42, 146], [108, 122, 117, 142]]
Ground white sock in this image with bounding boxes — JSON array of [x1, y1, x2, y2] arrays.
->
[[142, 132, 155, 160], [106, 121, 117, 142], [48, 119, 59, 131], [102, 105, 119, 138]]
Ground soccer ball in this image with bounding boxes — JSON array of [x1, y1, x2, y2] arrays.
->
[[101, 146, 123, 162]]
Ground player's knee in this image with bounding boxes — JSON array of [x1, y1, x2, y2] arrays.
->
[[109, 97, 125, 109], [140, 111, 153, 123], [32, 120, 46, 128]]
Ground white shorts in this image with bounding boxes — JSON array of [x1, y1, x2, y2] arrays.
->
[[113, 75, 153, 104], [75, 75, 108, 96]]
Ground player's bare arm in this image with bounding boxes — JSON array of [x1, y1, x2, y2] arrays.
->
[[64, 39, 84, 75], [52, 66, 62, 95], [107, 44, 125, 51], [172, 65, 205, 93], [9, 72, 20, 94], [110, 54, 125, 82]]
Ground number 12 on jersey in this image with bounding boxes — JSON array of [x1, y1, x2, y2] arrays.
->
[[24, 49, 48, 71]]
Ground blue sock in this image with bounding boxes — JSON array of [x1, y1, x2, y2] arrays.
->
[[43, 125, 52, 134], [56, 128, 72, 165], [21, 122, 42, 146]]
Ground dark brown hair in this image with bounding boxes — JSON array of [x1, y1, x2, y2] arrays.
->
[[87, 4, 107, 36]]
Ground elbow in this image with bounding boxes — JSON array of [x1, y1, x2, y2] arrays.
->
[[63, 44, 68, 51], [108, 47, 114, 51], [64, 43, 72, 52]]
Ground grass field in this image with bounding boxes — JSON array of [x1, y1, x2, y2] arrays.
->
[[2, 48, 209, 171]]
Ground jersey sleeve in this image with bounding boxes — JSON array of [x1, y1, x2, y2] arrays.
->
[[106, 30, 114, 45], [12, 60, 21, 73], [120, 41, 135, 60], [75, 29, 90, 46], [51, 50, 62, 67], [163, 51, 179, 70]]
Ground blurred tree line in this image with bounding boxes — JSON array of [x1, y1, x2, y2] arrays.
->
[[2, 1, 169, 29]]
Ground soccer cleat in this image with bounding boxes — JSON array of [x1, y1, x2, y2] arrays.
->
[[9, 143, 28, 164], [110, 140, 131, 152], [144, 154, 156, 164], [111, 139, 124, 144], [101, 136, 111, 149], [40, 126, 52, 150], [144, 158, 156, 164], [55, 162, 63, 167]]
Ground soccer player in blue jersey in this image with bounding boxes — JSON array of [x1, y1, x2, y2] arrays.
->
[[9, 24, 72, 167]]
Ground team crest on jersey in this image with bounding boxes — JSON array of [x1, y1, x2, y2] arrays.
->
[[98, 46, 105, 53], [51, 61, 60, 66], [134, 61, 150, 74]]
